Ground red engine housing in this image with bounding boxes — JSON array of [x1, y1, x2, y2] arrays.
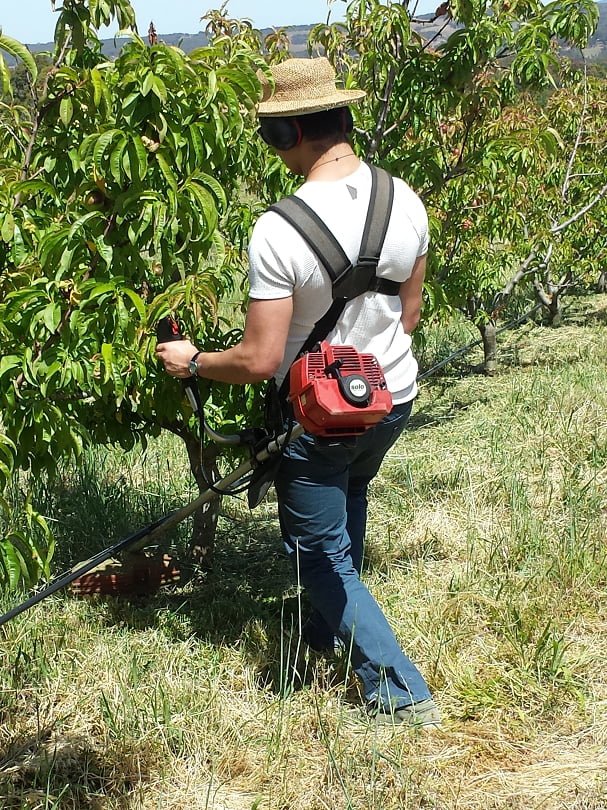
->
[[288, 341, 393, 437]]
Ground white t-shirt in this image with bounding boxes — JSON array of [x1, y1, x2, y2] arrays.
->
[[248, 162, 428, 404]]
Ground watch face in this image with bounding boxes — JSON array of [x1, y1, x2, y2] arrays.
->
[[188, 359, 198, 375]]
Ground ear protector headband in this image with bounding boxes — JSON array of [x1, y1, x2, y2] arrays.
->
[[258, 108, 354, 151]]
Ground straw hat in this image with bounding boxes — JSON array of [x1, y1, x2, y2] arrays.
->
[[257, 57, 366, 117]]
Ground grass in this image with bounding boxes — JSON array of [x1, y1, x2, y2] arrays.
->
[[1, 295, 606, 809]]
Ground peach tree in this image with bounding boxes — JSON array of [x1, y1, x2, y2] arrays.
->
[[310, 0, 602, 370], [0, 1, 266, 586]]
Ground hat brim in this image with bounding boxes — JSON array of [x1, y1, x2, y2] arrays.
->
[[257, 89, 366, 118]]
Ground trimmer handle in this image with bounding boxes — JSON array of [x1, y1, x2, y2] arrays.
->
[[155, 316, 242, 446], [156, 316, 200, 412], [156, 316, 183, 344]]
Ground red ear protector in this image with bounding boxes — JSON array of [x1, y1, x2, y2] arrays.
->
[[258, 107, 354, 151], [258, 117, 303, 151]]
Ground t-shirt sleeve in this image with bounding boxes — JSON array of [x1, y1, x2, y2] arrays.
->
[[416, 202, 429, 257], [247, 212, 296, 300], [395, 180, 429, 257]]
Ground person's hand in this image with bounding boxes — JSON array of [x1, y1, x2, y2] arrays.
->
[[155, 339, 200, 378]]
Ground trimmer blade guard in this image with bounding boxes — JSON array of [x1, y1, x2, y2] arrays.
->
[[68, 552, 180, 597]]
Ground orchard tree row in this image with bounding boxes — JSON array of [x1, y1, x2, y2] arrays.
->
[[0, 0, 605, 589]]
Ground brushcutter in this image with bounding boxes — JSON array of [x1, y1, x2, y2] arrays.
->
[[0, 318, 301, 629], [0, 314, 406, 629]]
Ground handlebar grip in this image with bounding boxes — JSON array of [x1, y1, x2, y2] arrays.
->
[[156, 317, 202, 414], [156, 316, 183, 344], [156, 317, 242, 446]]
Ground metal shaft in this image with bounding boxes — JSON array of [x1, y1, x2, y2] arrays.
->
[[0, 425, 302, 629]]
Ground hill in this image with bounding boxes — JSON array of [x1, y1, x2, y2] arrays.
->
[[8, 3, 607, 63]]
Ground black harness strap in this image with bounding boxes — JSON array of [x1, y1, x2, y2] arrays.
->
[[269, 165, 397, 303], [268, 195, 351, 288], [269, 164, 397, 402], [359, 163, 395, 268]]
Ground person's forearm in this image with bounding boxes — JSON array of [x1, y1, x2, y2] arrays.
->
[[399, 254, 427, 334], [401, 303, 422, 335], [157, 299, 291, 384], [156, 336, 280, 384], [194, 343, 278, 384]]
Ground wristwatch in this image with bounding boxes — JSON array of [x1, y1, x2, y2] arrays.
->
[[188, 351, 201, 377]]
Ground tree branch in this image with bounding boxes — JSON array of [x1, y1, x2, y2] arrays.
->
[[0, 116, 27, 153], [562, 56, 588, 201], [551, 182, 607, 234], [532, 277, 552, 307], [16, 34, 72, 202], [494, 251, 537, 305], [490, 168, 607, 315], [366, 64, 397, 160], [421, 19, 452, 53]]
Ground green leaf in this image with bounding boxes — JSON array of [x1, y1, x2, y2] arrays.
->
[[42, 303, 62, 334], [0, 32, 38, 83], [539, 126, 564, 156], [110, 135, 128, 183], [188, 124, 204, 168], [1, 213, 15, 243], [0, 54, 11, 97], [12, 180, 57, 200], [68, 211, 103, 242], [204, 69, 217, 107], [93, 235, 114, 268], [91, 67, 104, 107], [142, 71, 155, 96], [0, 541, 23, 590], [60, 96, 74, 128], [0, 355, 21, 382], [130, 136, 148, 181], [151, 76, 168, 103], [183, 180, 218, 237], [93, 129, 123, 177], [101, 342, 113, 384], [190, 171, 227, 210], [217, 66, 259, 104], [122, 288, 146, 320], [88, 282, 116, 300], [156, 153, 178, 195]]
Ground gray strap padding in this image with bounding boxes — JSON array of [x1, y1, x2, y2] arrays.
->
[[269, 165, 394, 284], [269, 196, 350, 284], [358, 166, 394, 265]]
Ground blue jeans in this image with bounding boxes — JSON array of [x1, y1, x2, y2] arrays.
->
[[275, 400, 432, 709]]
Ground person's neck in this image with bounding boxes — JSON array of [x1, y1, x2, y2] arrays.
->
[[303, 143, 360, 182]]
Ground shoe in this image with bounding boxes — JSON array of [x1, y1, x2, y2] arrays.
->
[[302, 615, 340, 654], [369, 699, 442, 730]]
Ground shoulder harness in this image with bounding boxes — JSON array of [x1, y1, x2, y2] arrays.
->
[[268, 164, 397, 360]]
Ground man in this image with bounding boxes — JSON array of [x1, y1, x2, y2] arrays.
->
[[157, 57, 439, 728]]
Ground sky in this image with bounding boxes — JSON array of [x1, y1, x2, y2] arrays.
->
[[0, 1, 355, 44], [1, 0, 439, 44]]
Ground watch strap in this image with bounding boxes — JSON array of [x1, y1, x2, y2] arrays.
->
[[188, 351, 202, 376]]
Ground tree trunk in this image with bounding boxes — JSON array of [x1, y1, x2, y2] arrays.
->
[[546, 283, 563, 327], [479, 320, 498, 375], [533, 279, 563, 326], [184, 435, 221, 572], [598, 270, 607, 294]]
